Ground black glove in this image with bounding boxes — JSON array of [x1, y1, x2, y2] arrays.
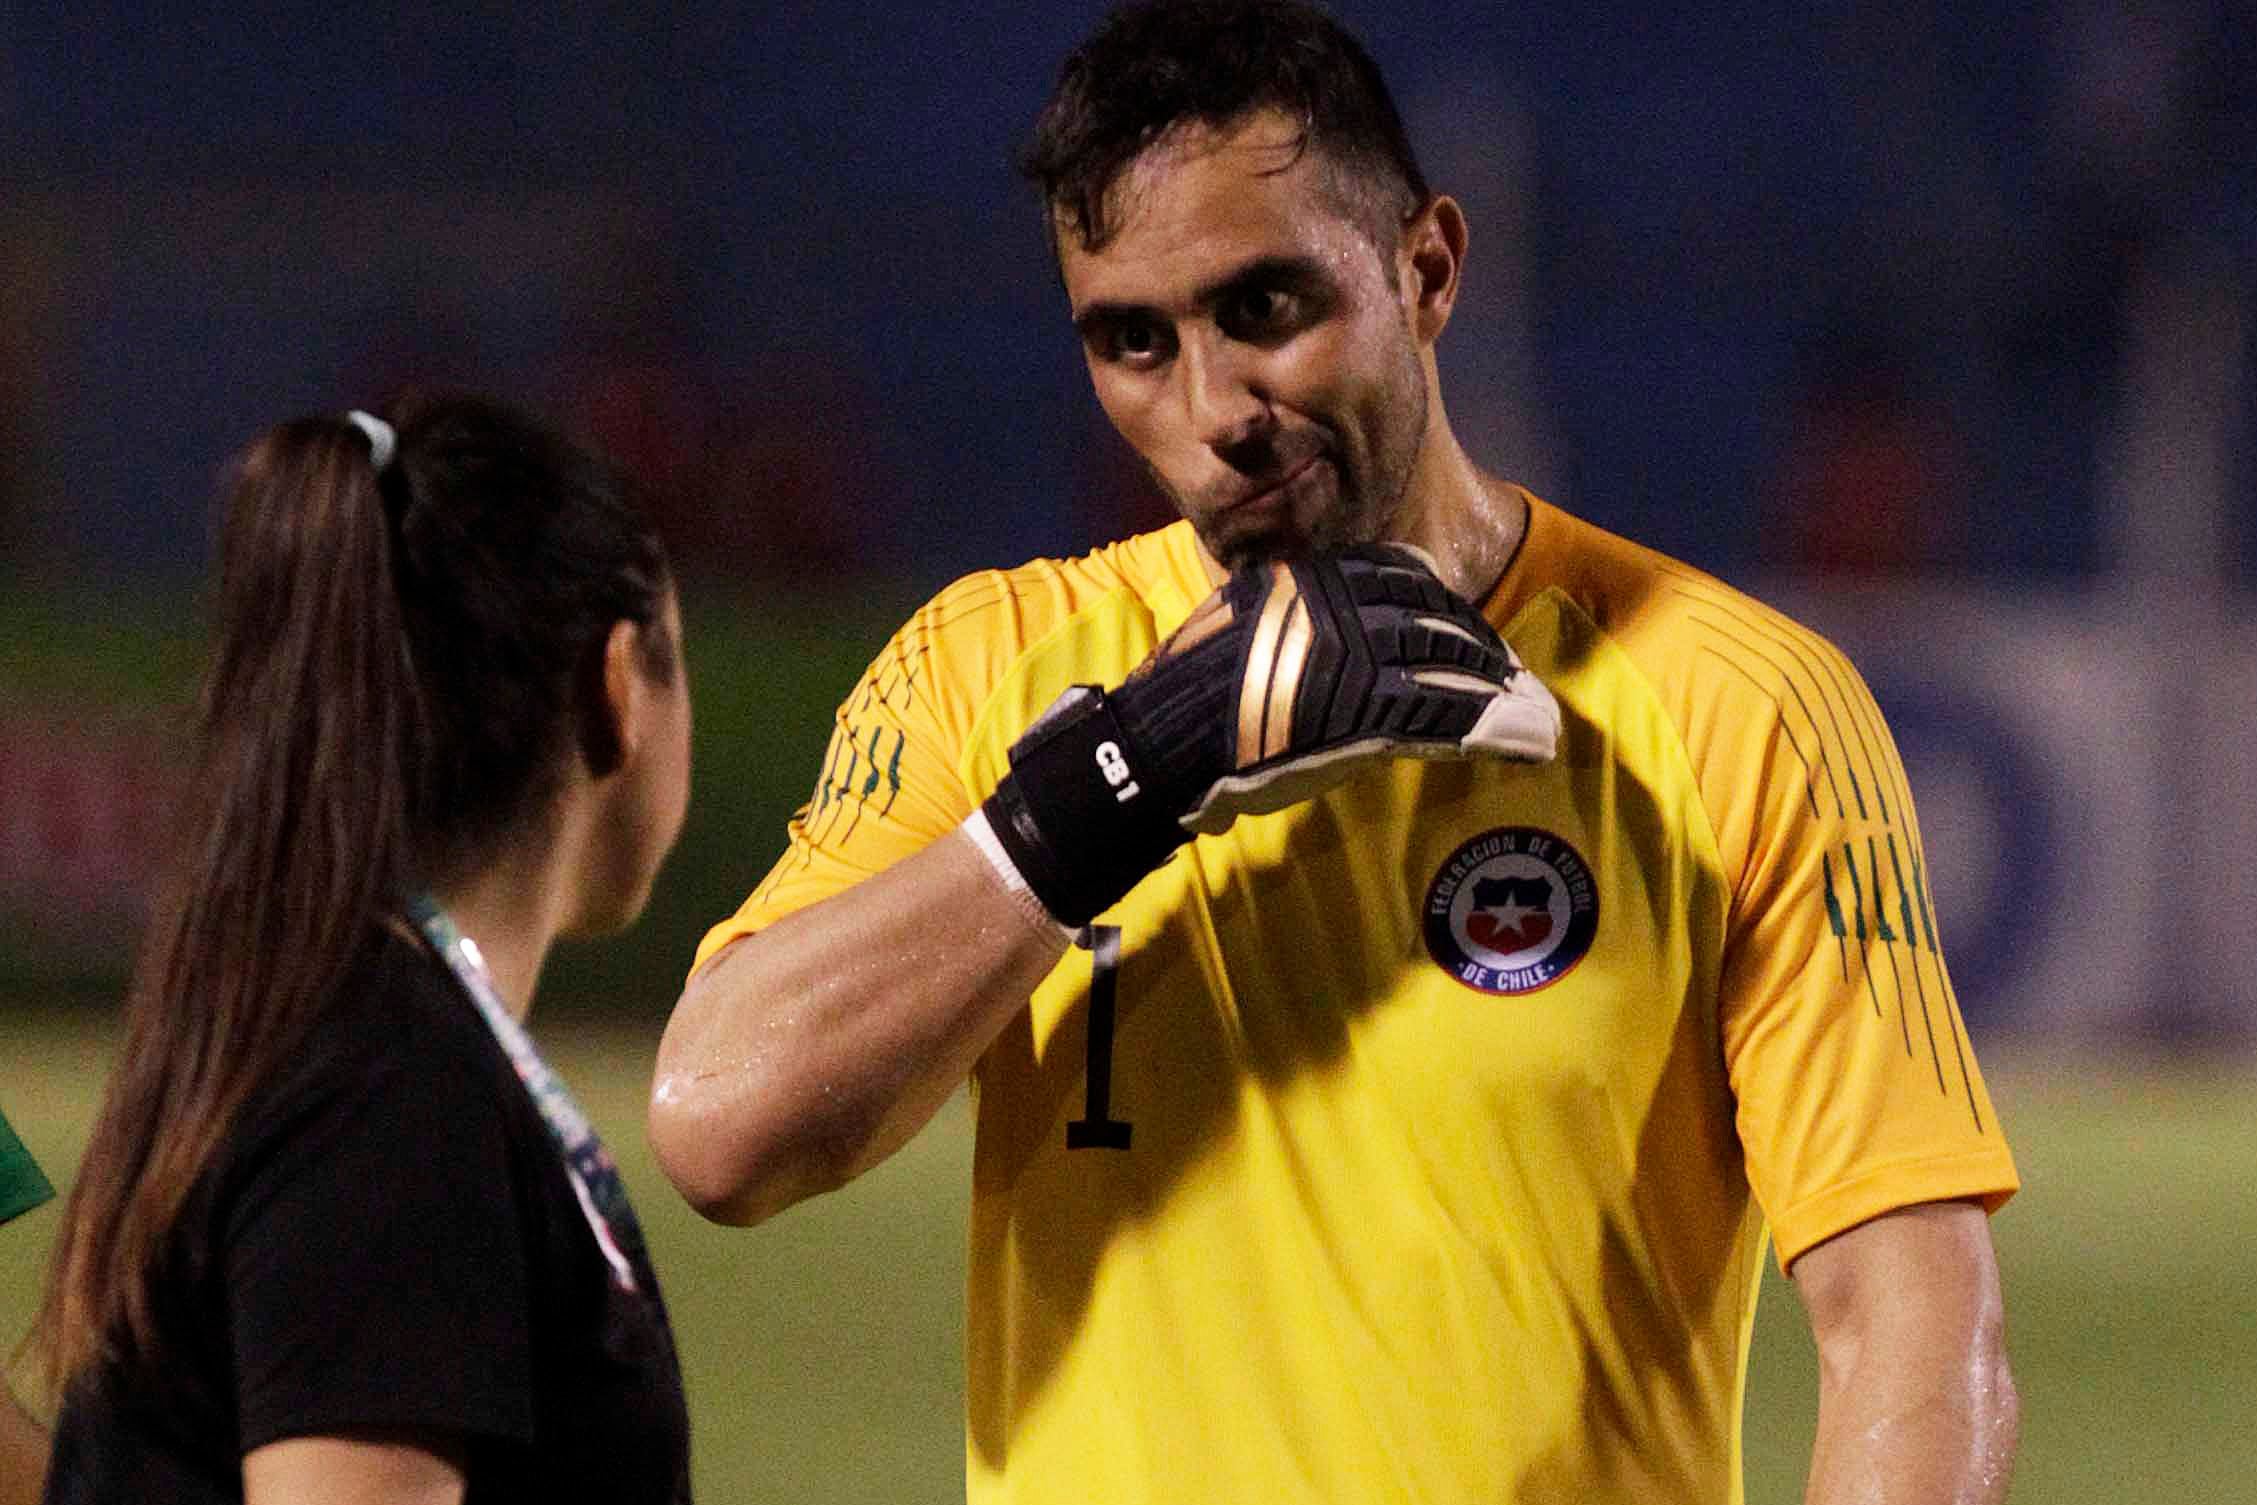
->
[[981, 544, 1559, 926]]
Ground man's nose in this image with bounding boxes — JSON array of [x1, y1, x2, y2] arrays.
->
[[1179, 335, 1274, 453]]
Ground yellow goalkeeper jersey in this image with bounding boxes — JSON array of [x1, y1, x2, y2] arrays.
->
[[697, 491, 2019, 1505]]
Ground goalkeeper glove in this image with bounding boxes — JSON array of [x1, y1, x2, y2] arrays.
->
[[980, 544, 1559, 927]]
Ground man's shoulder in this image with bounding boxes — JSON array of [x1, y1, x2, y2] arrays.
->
[[1507, 492, 1883, 822], [875, 522, 1209, 690], [1514, 491, 1847, 679], [914, 521, 1203, 623], [810, 522, 1211, 764]]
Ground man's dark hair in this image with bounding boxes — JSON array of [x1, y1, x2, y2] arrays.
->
[[1021, 0, 1430, 255]]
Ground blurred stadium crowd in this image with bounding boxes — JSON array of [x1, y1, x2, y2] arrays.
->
[[2, 1, 2252, 1043]]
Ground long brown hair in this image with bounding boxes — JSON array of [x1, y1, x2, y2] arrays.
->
[[36, 392, 673, 1393]]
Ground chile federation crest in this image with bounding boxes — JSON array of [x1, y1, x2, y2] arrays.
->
[[1423, 826, 1599, 995]]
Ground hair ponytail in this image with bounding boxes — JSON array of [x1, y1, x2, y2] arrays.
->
[[38, 416, 423, 1390], [37, 394, 672, 1397]]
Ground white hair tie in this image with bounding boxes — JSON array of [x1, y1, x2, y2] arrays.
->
[[345, 410, 397, 472]]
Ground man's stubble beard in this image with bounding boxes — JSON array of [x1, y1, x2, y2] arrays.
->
[[1167, 352, 1431, 570]]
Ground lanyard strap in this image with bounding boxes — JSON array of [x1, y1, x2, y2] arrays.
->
[[403, 893, 662, 1306]]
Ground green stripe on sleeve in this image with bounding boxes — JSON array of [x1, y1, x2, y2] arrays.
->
[[0, 1109, 54, 1225]]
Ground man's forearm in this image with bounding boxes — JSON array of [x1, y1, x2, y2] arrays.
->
[[649, 825, 1071, 1226], [1795, 1202, 2019, 1505], [1804, 1334, 2018, 1505]]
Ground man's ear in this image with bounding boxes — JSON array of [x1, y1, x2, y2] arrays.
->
[[1400, 194, 1467, 346], [578, 618, 646, 780]]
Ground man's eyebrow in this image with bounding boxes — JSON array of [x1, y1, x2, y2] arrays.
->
[[1192, 254, 1330, 308], [1071, 254, 1333, 334], [1072, 301, 1148, 338]]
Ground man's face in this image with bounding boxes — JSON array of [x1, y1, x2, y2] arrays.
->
[[1058, 110, 1431, 569]]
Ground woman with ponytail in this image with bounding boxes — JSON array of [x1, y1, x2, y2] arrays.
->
[[35, 394, 693, 1503]]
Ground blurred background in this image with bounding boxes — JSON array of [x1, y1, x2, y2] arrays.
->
[[2, 1, 2252, 1499]]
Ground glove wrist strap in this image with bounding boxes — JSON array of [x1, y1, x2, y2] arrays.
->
[[980, 686, 1189, 928]]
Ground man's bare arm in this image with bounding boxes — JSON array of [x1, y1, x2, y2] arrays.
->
[[649, 552, 1559, 1229], [648, 827, 1070, 1227], [1792, 1199, 2019, 1505]]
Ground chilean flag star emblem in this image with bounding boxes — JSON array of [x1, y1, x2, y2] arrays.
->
[[1423, 826, 1599, 995]]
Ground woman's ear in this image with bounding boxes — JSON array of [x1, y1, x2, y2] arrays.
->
[[578, 619, 646, 779]]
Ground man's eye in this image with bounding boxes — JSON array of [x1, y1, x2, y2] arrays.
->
[[1092, 321, 1171, 365], [1222, 287, 1298, 338]]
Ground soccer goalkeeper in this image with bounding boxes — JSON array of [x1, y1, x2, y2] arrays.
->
[[653, 4, 2021, 1501]]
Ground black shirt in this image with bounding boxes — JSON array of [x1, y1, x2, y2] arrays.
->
[[45, 930, 691, 1503]]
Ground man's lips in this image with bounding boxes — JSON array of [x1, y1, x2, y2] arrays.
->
[[1216, 453, 1324, 514]]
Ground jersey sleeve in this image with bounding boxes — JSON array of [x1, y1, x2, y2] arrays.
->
[[222, 1041, 537, 1453], [0, 1107, 52, 1225], [693, 570, 1040, 971], [1705, 623, 2019, 1270]]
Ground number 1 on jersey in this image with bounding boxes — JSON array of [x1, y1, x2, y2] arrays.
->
[[1065, 924, 1132, 1150]]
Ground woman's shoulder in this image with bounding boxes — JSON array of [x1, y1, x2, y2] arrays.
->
[[336, 922, 515, 1058], [212, 928, 517, 1203]]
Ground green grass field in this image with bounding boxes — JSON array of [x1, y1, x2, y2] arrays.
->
[[3, 1003, 2250, 1502]]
